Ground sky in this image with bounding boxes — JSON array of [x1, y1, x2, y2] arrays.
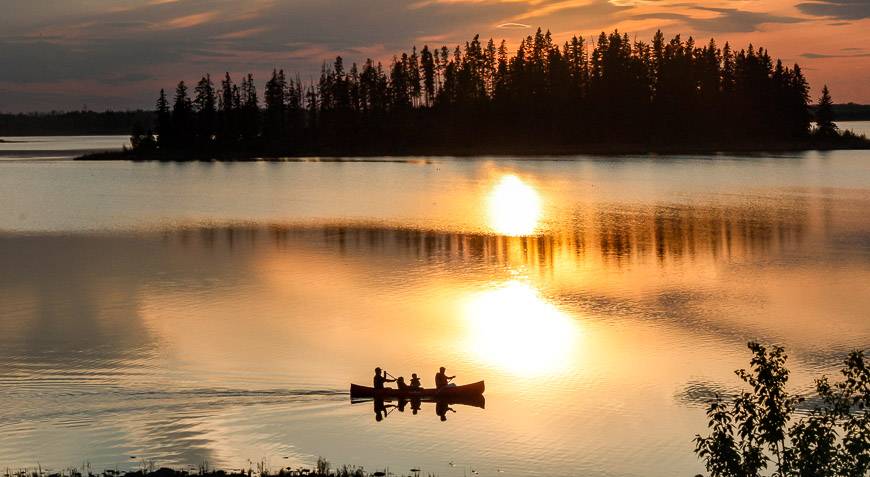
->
[[1, 0, 869, 112]]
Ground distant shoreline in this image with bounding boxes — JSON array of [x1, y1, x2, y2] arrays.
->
[[76, 137, 870, 161], [2, 106, 869, 138]]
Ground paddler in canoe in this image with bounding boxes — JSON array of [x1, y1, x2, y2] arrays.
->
[[373, 367, 396, 389], [350, 367, 483, 399], [435, 366, 456, 389]]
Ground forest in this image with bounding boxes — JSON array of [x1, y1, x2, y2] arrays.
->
[[124, 28, 866, 157], [0, 110, 153, 136]]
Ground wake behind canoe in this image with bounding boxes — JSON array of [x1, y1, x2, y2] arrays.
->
[[349, 380, 485, 399]]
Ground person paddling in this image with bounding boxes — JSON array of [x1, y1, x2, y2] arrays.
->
[[435, 366, 456, 389], [373, 367, 395, 390]]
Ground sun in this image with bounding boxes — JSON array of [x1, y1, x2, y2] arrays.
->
[[487, 174, 542, 236], [462, 281, 581, 376]]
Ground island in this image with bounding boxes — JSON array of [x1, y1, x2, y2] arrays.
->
[[72, 28, 868, 160]]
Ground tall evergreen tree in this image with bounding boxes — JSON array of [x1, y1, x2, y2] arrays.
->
[[155, 88, 171, 148], [193, 74, 217, 146], [264, 69, 288, 142], [240, 73, 259, 142], [420, 46, 436, 107], [816, 85, 837, 137], [172, 81, 193, 145], [219, 73, 239, 145]]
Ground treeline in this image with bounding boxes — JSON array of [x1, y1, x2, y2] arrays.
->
[[136, 28, 851, 156], [816, 102, 870, 121], [0, 111, 153, 136]]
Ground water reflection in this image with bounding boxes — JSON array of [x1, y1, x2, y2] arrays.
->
[[1, 192, 868, 475], [487, 175, 542, 236], [283, 205, 809, 276], [462, 281, 581, 376], [361, 397, 485, 422]]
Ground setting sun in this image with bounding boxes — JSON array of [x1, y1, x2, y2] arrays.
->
[[487, 175, 542, 236], [462, 280, 581, 376]]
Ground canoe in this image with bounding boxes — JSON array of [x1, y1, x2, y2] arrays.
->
[[349, 380, 485, 399]]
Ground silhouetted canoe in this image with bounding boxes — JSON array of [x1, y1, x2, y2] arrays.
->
[[349, 380, 485, 399]]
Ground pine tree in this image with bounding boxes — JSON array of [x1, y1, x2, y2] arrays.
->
[[194, 74, 217, 146], [240, 73, 259, 142], [264, 69, 288, 141], [172, 81, 193, 145], [219, 73, 239, 145], [155, 89, 171, 148], [420, 46, 436, 107], [788, 64, 811, 138], [815, 85, 837, 137], [409, 47, 422, 107]]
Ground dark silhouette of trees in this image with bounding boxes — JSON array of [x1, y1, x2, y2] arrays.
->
[[134, 28, 858, 157], [264, 69, 288, 143], [695, 342, 869, 477], [171, 81, 193, 147], [420, 46, 436, 106], [218, 72, 241, 146], [240, 74, 259, 144], [193, 75, 217, 147], [155, 89, 171, 149], [816, 85, 838, 138], [0, 110, 153, 136]]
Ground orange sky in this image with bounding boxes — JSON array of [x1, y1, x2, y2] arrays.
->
[[1, 0, 868, 111]]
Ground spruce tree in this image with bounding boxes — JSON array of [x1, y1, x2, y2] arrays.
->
[[264, 69, 287, 141], [240, 74, 259, 142], [194, 74, 217, 146], [816, 85, 837, 137], [155, 89, 171, 148], [219, 73, 238, 145], [172, 81, 193, 145], [420, 46, 436, 107]]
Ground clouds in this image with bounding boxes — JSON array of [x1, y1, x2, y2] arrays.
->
[[496, 23, 531, 30], [632, 5, 802, 33], [2, 0, 520, 80], [796, 0, 870, 20], [1, 0, 869, 110], [801, 51, 870, 58]]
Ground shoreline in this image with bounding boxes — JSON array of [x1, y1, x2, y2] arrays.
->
[[75, 138, 870, 162], [1, 465, 374, 477]]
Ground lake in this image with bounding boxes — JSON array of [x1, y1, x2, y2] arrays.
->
[[0, 136, 131, 160], [1, 137, 869, 477]]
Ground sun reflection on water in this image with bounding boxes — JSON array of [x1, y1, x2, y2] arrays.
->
[[487, 175, 542, 236], [462, 281, 581, 376]]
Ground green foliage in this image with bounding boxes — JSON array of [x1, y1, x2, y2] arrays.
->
[[695, 343, 870, 477]]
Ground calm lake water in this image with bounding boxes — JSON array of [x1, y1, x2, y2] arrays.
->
[[1, 137, 870, 477], [0, 136, 130, 160]]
